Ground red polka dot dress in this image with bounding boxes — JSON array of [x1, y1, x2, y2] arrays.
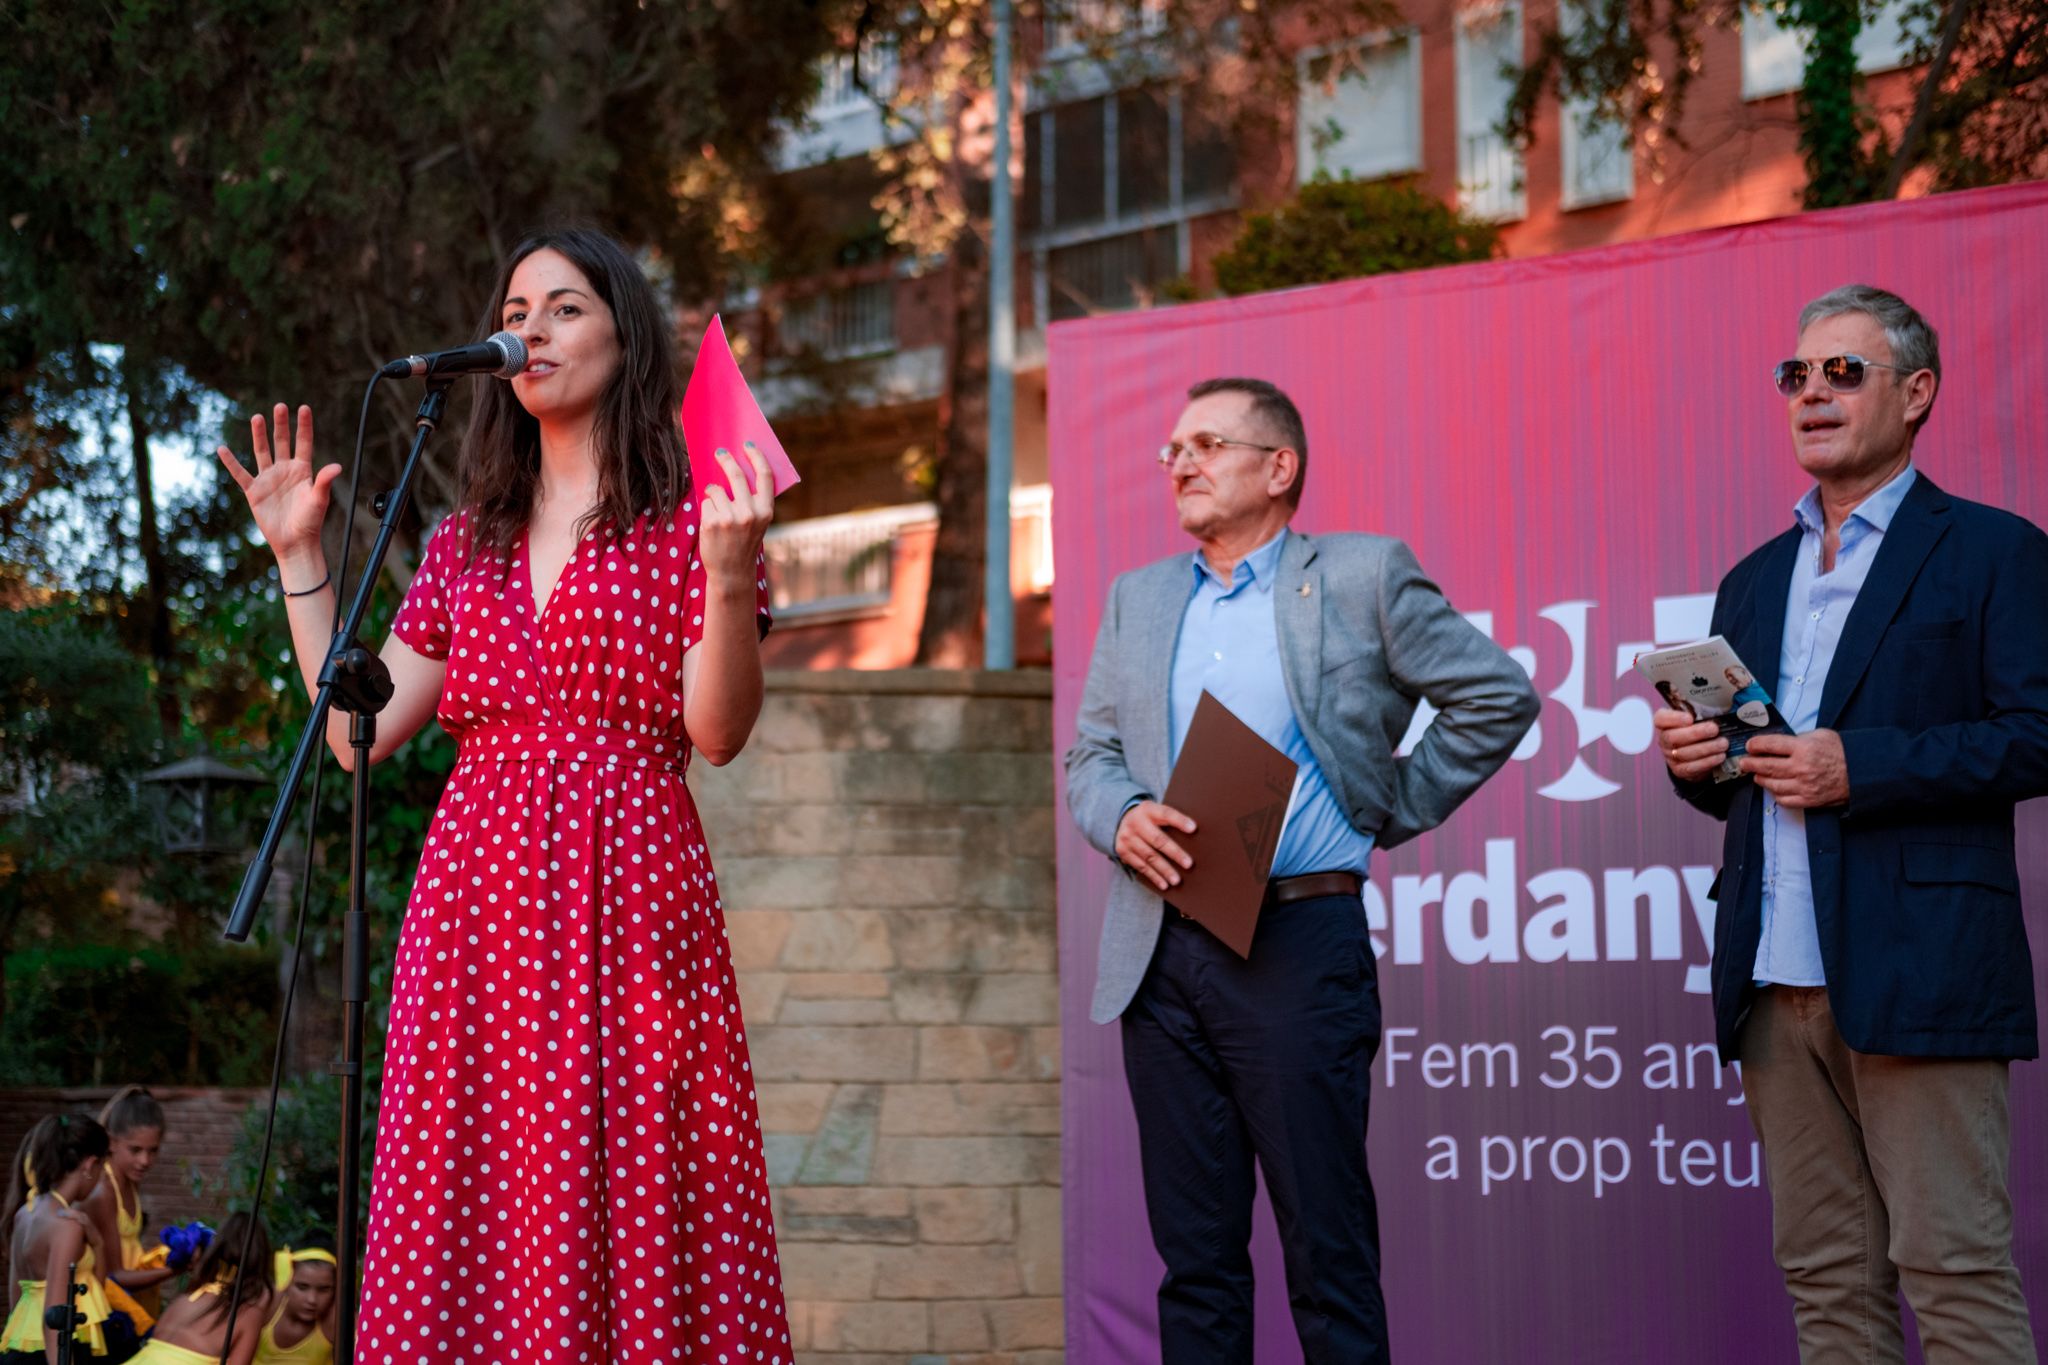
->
[[357, 504, 792, 1365]]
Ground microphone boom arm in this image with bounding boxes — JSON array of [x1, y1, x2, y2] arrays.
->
[[225, 378, 450, 940]]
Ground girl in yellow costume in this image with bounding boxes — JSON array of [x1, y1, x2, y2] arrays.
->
[[252, 1248, 335, 1365], [82, 1088, 175, 1342], [80, 1088, 171, 1362], [3, 1114, 115, 1363], [126, 1213, 271, 1365]]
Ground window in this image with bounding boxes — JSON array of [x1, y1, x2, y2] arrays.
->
[[1028, 90, 1236, 230], [1022, 112, 1044, 233], [1045, 0, 1166, 57], [1182, 99, 1235, 202], [1741, 0, 1915, 101], [1558, 3, 1632, 208], [1561, 103, 1633, 208], [1052, 97, 1108, 228], [1296, 31, 1424, 183], [1456, 3, 1526, 221], [779, 36, 907, 169], [1025, 86, 1237, 320], [1118, 87, 1172, 214], [813, 37, 898, 117]]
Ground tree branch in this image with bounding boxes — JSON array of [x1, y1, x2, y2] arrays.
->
[[1881, 0, 1975, 197]]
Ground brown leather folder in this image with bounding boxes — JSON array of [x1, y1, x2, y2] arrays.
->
[[1159, 690, 1300, 959]]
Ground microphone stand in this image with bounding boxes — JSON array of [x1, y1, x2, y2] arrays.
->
[[42, 1261, 82, 1365], [224, 376, 454, 1365]]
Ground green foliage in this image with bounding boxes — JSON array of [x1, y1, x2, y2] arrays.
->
[[1503, 0, 1704, 160], [0, 581, 447, 1098], [0, 327, 122, 598], [0, 605, 159, 971], [0, 943, 278, 1087], [1209, 177, 1503, 297], [0, 0, 843, 616], [217, 872, 391, 1246], [0, 605, 156, 790], [219, 1069, 371, 1248], [1787, 0, 1885, 207], [1505, 0, 2048, 206], [0, 777, 154, 956], [0, 4, 850, 1115]]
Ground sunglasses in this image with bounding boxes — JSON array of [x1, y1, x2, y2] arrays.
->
[[1772, 353, 1911, 398]]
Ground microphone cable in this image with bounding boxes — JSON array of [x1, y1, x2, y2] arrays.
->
[[216, 371, 388, 1361]]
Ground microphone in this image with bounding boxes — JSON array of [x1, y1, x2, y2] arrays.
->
[[379, 330, 528, 380]]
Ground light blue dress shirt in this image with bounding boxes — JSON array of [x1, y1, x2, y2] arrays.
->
[[1753, 463, 1918, 986], [1168, 529, 1374, 877]]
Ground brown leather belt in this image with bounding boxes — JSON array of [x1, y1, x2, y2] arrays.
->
[[1264, 871, 1364, 906], [1171, 871, 1364, 922]]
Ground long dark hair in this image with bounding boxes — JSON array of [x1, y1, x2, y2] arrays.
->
[[99, 1084, 166, 1136], [188, 1211, 271, 1325], [2, 1114, 109, 1240], [460, 226, 690, 566]]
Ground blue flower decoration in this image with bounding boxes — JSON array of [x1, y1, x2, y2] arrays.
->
[[159, 1220, 215, 1272]]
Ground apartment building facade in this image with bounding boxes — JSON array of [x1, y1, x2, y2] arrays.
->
[[741, 0, 1924, 670]]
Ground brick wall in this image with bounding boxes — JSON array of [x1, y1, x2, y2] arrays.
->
[[0, 1086, 257, 1282], [690, 669, 1063, 1365]]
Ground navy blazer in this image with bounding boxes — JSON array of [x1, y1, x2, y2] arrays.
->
[[1680, 473, 2048, 1062]]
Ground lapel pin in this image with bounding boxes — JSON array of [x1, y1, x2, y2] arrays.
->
[[1298, 582, 1313, 597]]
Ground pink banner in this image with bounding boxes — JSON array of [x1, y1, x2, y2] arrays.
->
[[1049, 182, 2048, 1363]]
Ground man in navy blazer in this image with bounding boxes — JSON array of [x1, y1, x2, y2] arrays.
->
[[1656, 284, 2046, 1363]]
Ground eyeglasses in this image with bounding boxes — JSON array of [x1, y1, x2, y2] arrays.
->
[[1156, 431, 1283, 469], [1772, 354, 1912, 398]]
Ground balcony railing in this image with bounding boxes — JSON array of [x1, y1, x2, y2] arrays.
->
[[765, 502, 931, 619], [765, 485, 1056, 620], [780, 278, 898, 360], [1045, 226, 1178, 320]]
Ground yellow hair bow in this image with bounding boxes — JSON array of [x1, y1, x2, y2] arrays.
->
[[190, 1264, 238, 1297], [272, 1247, 340, 1289]]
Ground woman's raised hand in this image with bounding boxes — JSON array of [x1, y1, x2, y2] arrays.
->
[[217, 404, 342, 559], [698, 442, 776, 585]]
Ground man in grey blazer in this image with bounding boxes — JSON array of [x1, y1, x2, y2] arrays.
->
[[1065, 376, 1538, 1363]]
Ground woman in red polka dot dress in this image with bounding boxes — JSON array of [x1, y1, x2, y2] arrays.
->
[[217, 227, 793, 1364]]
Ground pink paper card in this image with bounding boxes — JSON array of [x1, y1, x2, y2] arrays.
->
[[680, 315, 802, 500]]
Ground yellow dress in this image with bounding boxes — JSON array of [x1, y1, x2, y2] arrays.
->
[[127, 1339, 220, 1365], [106, 1175, 160, 1323], [253, 1299, 333, 1365], [128, 1283, 247, 1365], [0, 1197, 114, 1356]]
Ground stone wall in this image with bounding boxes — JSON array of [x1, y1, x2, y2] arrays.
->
[[690, 669, 1062, 1365]]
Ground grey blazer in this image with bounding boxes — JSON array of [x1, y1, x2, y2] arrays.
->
[[1065, 530, 1541, 1023]]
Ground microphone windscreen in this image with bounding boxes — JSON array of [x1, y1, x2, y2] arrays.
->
[[487, 330, 528, 379]]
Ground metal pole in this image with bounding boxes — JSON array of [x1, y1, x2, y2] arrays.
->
[[336, 708, 375, 1365], [984, 0, 1017, 670]]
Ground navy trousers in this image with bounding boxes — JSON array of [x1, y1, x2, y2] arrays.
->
[[1121, 892, 1388, 1364]]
